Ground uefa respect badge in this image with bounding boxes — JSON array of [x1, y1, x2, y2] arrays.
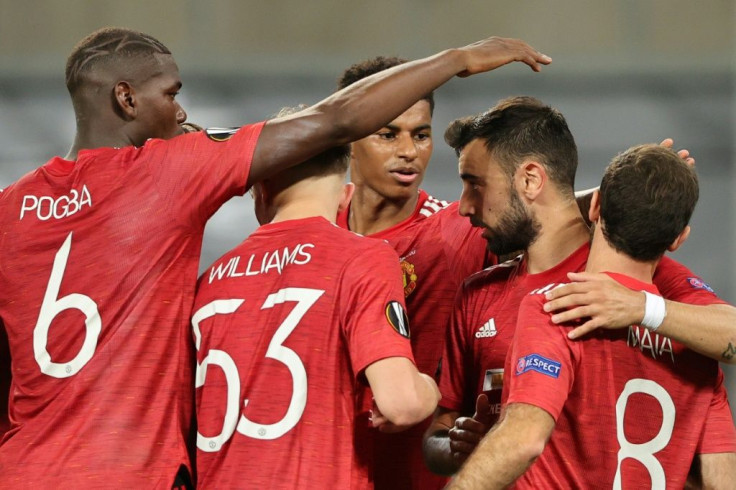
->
[[515, 353, 561, 378]]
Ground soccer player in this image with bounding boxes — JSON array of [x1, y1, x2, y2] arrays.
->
[[0, 27, 551, 487], [335, 56, 496, 490], [448, 144, 733, 488], [422, 96, 590, 476], [192, 112, 440, 488], [422, 97, 736, 480]]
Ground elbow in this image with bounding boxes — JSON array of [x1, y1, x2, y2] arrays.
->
[[515, 437, 546, 465], [378, 393, 437, 428]]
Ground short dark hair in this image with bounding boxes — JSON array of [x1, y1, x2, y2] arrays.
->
[[599, 144, 698, 261], [65, 27, 171, 95], [445, 96, 578, 197], [272, 105, 351, 182], [337, 56, 435, 114]]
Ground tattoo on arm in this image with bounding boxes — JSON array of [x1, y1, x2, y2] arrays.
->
[[722, 342, 736, 360]]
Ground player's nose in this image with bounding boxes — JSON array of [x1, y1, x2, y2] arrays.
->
[[396, 133, 418, 160], [176, 106, 187, 124]]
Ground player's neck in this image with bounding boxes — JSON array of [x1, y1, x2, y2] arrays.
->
[[585, 222, 656, 284], [348, 186, 419, 235], [526, 199, 590, 274], [66, 126, 133, 160], [270, 200, 339, 225]]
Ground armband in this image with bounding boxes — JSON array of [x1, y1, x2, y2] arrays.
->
[[641, 291, 666, 331]]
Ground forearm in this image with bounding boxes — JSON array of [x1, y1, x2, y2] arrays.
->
[[447, 419, 539, 489], [656, 303, 736, 364], [410, 372, 443, 423], [251, 49, 466, 184], [368, 360, 440, 427], [314, 49, 466, 142]]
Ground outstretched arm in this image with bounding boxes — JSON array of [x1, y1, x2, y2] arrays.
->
[[447, 402, 554, 489], [543, 272, 736, 364], [248, 36, 551, 186]]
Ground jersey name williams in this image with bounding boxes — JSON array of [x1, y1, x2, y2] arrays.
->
[[20, 185, 92, 221], [208, 243, 314, 283]]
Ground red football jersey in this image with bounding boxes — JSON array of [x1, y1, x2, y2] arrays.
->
[[507, 272, 725, 489], [653, 256, 736, 453], [439, 243, 589, 424], [338, 190, 492, 490], [193, 217, 414, 489], [0, 124, 263, 487]]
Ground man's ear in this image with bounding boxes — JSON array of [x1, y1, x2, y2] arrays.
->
[[338, 182, 355, 213], [668, 225, 691, 252], [516, 161, 546, 201], [589, 190, 601, 223], [114, 81, 136, 120]]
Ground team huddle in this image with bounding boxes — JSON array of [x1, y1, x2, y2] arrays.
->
[[0, 27, 734, 489]]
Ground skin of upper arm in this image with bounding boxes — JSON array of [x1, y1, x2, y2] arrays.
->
[[697, 452, 736, 489], [365, 356, 426, 423]]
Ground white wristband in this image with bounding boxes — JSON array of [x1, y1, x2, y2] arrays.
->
[[641, 291, 666, 331]]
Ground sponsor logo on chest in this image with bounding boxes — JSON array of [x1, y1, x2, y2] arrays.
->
[[476, 318, 497, 338]]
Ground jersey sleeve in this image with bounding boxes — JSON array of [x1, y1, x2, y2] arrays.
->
[[438, 284, 473, 412], [506, 294, 578, 420], [695, 368, 736, 454], [141, 122, 265, 227], [654, 256, 728, 306], [339, 241, 415, 380]]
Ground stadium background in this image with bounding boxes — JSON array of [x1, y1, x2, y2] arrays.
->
[[0, 1, 733, 421]]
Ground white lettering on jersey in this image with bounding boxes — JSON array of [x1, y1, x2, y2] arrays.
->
[[208, 244, 315, 284], [627, 325, 675, 364], [20, 185, 93, 221]]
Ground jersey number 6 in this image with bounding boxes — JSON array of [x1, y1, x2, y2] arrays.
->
[[33, 232, 101, 378]]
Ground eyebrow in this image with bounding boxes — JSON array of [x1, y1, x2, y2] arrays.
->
[[384, 123, 432, 132], [460, 173, 481, 182]]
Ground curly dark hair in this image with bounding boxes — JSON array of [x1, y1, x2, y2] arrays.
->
[[337, 56, 434, 114]]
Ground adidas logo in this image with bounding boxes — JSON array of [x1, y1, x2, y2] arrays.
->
[[475, 318, 497, 338]]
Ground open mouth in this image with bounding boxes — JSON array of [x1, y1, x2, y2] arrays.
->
[[389, 169, 420, 184]]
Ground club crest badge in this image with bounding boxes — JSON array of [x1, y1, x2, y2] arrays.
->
[[401, 260, 418, 298]]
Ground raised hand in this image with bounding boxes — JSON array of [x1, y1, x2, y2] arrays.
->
[[660, 138, 695, 167], [457, 36, 552, 77]]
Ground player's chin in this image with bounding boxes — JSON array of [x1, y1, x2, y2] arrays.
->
[[387, 185, 420, 201]]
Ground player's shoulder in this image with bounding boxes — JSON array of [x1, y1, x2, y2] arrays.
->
[[654, 255, 718, 295], [417, 192, 452, 219], [322, 220, 400, 258]]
